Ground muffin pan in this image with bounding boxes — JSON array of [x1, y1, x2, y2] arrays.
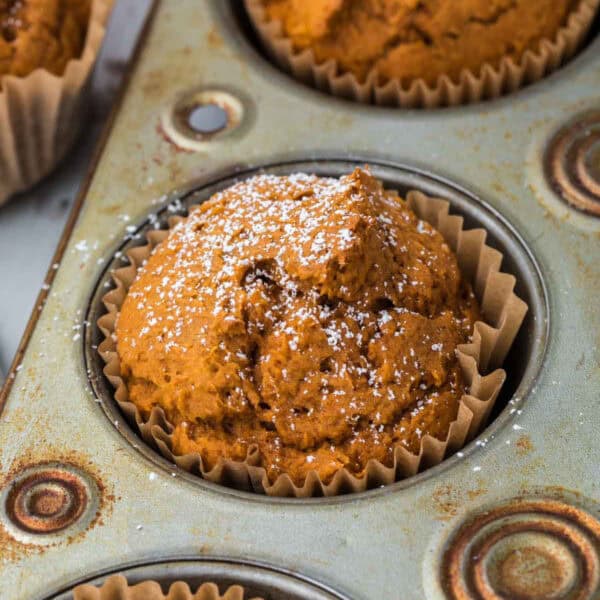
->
[[0, 1, 599, 598]]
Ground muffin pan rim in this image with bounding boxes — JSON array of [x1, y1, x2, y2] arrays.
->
[[44, 555, 352, 600], [82, 157, 549, 505]]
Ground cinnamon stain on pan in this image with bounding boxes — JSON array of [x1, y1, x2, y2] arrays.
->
[[198, 543, 213, 555], [0, 527, 44, 565], [517, 457, 547, 483], [0, 449, 115, 566], [3, 401, 39, 435], [432, 483, 488, 521], [156, 121, 193, 155], [432, 485, 461, 519], [490, 180, 520, 204], [207, 27, 223, 49], [140, 68, 167, 100], [467, 487, 487, 502], [516, 435, 534, 455], [100, 203, 126, 216]]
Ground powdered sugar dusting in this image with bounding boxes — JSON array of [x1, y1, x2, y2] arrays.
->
[[115, 168, 479, 483]]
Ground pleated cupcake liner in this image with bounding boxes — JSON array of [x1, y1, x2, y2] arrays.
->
[[244, 0, 600, 107], [0, 0, 113, 205], [73, 574, 261, 600]]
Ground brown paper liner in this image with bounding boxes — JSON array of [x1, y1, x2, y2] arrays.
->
[[97, 188, 528, 498], [0, 0, 113, 205], [244, 0, 600, 107], [73, 574, 262, 600]]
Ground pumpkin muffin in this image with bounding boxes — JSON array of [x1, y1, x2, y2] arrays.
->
[[0, 0, 108, 206], [253, 0, 582, 86], [115, 168, 480, 486], [0, 0, 91, 78]]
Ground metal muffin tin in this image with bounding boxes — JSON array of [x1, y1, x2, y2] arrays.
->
[[1, 2, 599, 598]]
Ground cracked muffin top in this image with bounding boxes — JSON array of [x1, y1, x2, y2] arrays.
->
[[116, 168, 480, 485], [258, 0, 579, 85], [0, 0, 90, 78]]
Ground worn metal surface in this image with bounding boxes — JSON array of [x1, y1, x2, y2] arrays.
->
[[0, 1, 599, 598]]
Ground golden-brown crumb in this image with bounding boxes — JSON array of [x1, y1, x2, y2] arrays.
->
[[0, 0, 90, 78], [116, 168, 480, 485], [260, 0, 579, 85]]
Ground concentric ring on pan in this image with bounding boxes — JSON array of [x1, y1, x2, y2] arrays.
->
[[83, 159, 549, 503], [45, 557, 350, 600]]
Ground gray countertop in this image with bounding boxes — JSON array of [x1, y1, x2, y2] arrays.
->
[[0, 0, 153, 377]]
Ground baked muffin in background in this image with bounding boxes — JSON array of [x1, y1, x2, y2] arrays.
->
[[258, 0, 579, 86], [245, 0, 599, 106], [0, 0, 110, 206], [0, 0, 91, 78], [115, 168, 481, 487]]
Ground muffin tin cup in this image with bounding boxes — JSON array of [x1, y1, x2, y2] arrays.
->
[[73, 574, 258, 600], [56, 557, 348, 600], [96, 187, 528, 498], [0, 0, 113, 206], [244, 0, 600, 108]]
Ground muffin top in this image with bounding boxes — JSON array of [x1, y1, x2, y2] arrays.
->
[[116, 168, 479, 485], [259, 0, 579, 85], [0, 0, 91, 78]]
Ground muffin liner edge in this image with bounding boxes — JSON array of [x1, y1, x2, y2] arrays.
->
[[73, 574, 261, 600]]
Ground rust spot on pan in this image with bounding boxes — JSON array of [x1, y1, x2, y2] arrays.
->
[[516, 434, 534, 455], [545, 112, 600, 217], [433, 485, 462, 519], [432, 484, 488, 521], [4, 467, 88, 534], [207, 26, 223, 49], [156, 120, 193, 154], [0, 450, 114, 565], [441, 497, 600, 599]]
